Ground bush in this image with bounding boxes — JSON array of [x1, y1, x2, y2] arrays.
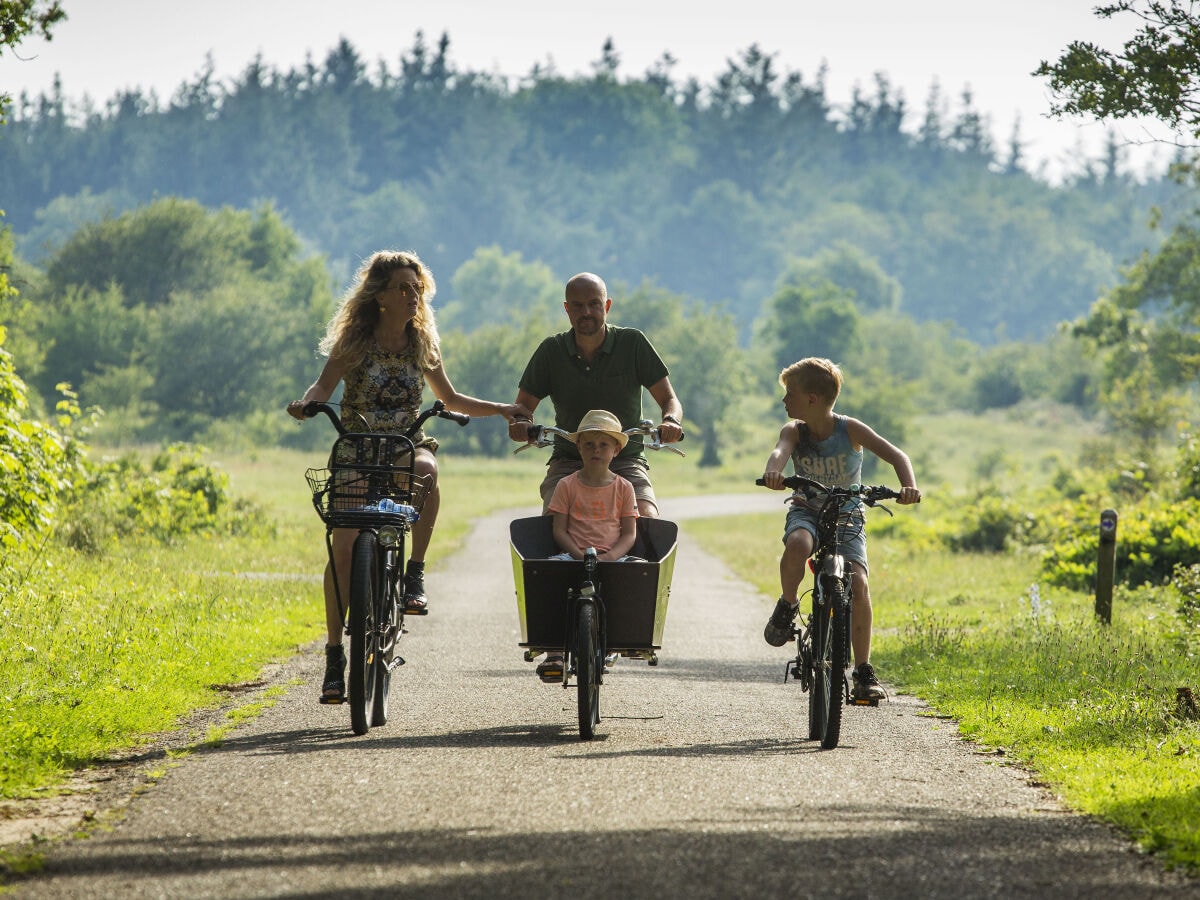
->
[[1042, 499, 1200, 591], [1173, 562, 1200, 624], [57, 443, 269, 552], [943, 493, 1040, 553], [0, 332, 88, 549]]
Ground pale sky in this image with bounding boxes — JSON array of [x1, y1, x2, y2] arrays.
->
[[0, 0, 1182, 181]]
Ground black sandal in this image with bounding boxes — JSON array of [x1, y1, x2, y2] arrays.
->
[[536, 654, 565, 683], [320, 644, 346, 704], [402, 566, 429, 616]]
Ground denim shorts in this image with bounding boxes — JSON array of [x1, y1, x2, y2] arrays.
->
[[783, 503, 869, 575]]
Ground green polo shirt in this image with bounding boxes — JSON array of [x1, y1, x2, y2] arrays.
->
[[519, 325, 670, 463]]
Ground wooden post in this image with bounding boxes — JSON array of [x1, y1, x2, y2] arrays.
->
[[1095, 509, 1118, 625]]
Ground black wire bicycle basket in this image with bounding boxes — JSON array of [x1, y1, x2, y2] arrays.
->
[[305, 431, 431, 529]]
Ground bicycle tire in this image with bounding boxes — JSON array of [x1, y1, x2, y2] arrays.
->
[[575, 600, 600, 740], [808, 573, 847, 749], [370, 546, 400, 727], [348, 530, 379, 736]]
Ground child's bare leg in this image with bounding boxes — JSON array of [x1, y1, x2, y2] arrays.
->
[[849, 568, 872, 666], [849, 567, 885, 700], [780, 528, 814, 605], [765, 528, 813, 646]]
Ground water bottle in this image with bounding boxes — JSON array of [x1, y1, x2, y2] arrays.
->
[[377, 498, 418, 520]]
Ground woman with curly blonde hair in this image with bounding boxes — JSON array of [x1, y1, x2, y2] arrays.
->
[[288, 250, 526, 702]]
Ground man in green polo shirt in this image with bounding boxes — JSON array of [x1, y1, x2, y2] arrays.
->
[[509, 272, 684, 517]]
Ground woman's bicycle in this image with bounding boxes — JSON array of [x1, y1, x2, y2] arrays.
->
[[303, 399, 468, 735], [510, 421, 683, 740], [755, 475, 903, 750]]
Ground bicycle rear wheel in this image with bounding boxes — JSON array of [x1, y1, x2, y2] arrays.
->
[[575, 600, 600, 740], [807, 574, 847, 749], [348, 531, 380, 736]]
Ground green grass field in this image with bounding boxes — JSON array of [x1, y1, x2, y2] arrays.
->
[[2, 405, 1197, 876]]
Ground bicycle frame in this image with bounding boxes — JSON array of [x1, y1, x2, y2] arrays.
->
[[759, 475, 900, 749], [303, 399, 467, 734], [565, 553, 607, 674]]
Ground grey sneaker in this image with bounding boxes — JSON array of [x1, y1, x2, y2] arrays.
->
[[852, 662, 886, 702], [764, 596, 798, 647]]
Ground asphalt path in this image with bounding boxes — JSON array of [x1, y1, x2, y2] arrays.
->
[[11, 494, 1199, 898]]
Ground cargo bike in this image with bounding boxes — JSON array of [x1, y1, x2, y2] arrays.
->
[[510, 421, 683, 740]]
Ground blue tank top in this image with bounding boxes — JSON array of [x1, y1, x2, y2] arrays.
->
[[789, 415, 862, 502]]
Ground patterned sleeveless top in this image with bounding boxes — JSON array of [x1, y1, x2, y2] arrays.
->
[[340, 341, 436, 449], [789, 415, 861, 508]]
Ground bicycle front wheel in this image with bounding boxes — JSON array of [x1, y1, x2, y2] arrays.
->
[[371, 548, 402, 728], [808, 574, 847, 749], [348, 530, 380, 736], [575, 600, 600, 740]]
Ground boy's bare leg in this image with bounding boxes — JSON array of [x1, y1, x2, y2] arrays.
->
[[780, 529, 813, 604], [765, 529, 813, 646], [849, 568, 872, 665], [850, 568, 885, 700]]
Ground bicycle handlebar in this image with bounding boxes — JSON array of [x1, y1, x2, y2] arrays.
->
[[514, 419, 686, 456], [755, 475, 903, 506], [302, 399, 469, 437]]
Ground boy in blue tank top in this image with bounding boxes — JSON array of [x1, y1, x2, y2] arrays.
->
[[760, 358, 922, 701]]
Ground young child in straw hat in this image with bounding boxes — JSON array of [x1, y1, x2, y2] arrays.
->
[[538, 410, 641, 682], [547, 409, 639, 562]]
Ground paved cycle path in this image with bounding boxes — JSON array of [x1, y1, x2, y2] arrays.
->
[[10, 494, 1198, 898]]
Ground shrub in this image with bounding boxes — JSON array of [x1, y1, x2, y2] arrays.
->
[[943, 493, 1040, 553], [0, 332, 88, 549], [57, 443, 269, 552], [1174, 563, 1200, 623], [1042, 499, 1200, 591]]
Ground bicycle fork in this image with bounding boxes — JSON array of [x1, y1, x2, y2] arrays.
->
[[377, 547, 407, 672], [786, 556, 849, 694], [564, 594, 607, 685]]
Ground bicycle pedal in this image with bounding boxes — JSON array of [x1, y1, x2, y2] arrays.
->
[[318, 696, 346, 705], [850, 697, 882, 707]]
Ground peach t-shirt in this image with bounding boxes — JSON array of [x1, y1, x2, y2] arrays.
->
[[547, 472, 638, 553]]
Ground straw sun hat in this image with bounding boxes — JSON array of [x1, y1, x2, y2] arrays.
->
[[567, 409, 628, 449]]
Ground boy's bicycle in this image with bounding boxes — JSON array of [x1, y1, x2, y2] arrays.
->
[[303, 399, 468, 735], [511, 421, 683, 739], [755, 475, 903, 750]]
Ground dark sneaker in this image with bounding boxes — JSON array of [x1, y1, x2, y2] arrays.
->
[[852, 662, 886, 702], [764, 596, 798, 647], [402, 567, 428, 614]]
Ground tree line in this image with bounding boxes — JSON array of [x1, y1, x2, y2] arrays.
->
[[0, 32, 1189, 344], [1, 195, 1103, 471]]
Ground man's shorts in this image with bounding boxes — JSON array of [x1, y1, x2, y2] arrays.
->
[[783, 503, 869, 575], [539, 457, 657, 514]]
